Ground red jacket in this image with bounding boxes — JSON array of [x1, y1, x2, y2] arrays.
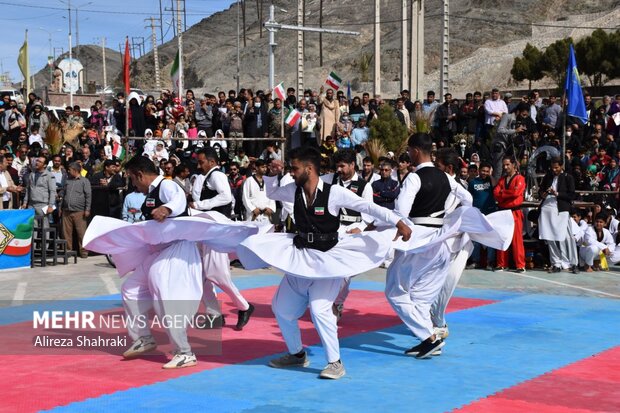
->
[[493, 173, 525, 209]]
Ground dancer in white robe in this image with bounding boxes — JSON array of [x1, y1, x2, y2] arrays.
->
[[84, 157, 261, 369], [320, 148, 375, 320], [237, 147, 412, 380], [190, 148, 255, 330], [430, 148, 474, 340], [387, 133, 512, 359]]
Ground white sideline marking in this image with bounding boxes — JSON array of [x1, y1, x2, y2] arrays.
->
[[99, 274, 120, 294], [12, 282, 28, 305], [510, 272, 620, 298]]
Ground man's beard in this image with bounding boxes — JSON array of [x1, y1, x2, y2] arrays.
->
[[294, 171, 309, 187]]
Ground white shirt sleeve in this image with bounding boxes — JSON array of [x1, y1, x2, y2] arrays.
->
[[158, 179, 187, 217], [192, 171, 232, 211], [280, 174, 295, 219], [395, 173, 421, 217], [329, 184, 400, 225], [264, 175, 297, 203]]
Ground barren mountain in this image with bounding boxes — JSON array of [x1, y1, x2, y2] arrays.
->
[[31, 0, 620, 98]]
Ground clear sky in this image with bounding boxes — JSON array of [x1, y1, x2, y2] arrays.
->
[[1, 0, 236, 86]]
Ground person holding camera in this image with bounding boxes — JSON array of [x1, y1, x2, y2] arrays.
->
[[491, 102, 536, 180]]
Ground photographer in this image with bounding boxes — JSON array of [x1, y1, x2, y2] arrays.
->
[[491, 102, 536, 179]]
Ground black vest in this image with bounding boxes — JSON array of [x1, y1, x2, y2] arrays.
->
[[200, 168, 233, 217], [293, 183, 340, 251], [331, 174, 366, 222], [141, 179, 189, 220], [409, 167, 451, 218]]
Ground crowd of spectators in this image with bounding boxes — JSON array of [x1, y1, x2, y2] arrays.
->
[[1, 84, 620, 271]]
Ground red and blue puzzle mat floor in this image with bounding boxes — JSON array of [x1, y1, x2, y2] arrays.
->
[[1, 275, 619, 413]]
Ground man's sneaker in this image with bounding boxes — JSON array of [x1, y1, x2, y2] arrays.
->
[[404, 340, 443, 357], [235, 303, 255, 331], [515, 268, 526, 273], [434, 325, 449, 339], [493, 266, 506, 272], [122, 336, 157, 359], [405, 337, 445, 359], [332, 304, 344, 321], [571, 265, 580, 274], [196, 314, 225, 329], [319, 360, 346, 380], [465, 263, 477, 270], [162, 352, 197, 369], [269, 352, 310, 368]]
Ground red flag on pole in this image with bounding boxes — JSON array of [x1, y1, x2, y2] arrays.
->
[[123, 37, 130, 96]]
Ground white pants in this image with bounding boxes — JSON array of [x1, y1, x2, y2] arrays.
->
[[200, 244, 249, 316], [386, 246, 451, 341], [334, 277, 351, 306], [431, 248, 469, 329], [579, 245, 604, 266], [121, 241, 203, 354], [272, 274, 343, 363]]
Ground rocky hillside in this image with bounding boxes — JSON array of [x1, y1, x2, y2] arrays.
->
[[30, 45, 122, 95], [31, 0, 620, 97]]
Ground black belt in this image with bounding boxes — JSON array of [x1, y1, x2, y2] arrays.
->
[[298, 232, 339, 243]]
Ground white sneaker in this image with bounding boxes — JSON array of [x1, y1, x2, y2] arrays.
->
[[433, 325, 449, 339], [122, 336, 157, 359], [319, 360, 346, 379], [162, 352, 197, 369]]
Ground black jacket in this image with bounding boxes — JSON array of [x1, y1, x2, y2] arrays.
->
[[539, 172, 575, 213]]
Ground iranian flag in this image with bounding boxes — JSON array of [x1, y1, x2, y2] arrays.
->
[[0, 215, 33, 256], [325, 71, 342, 90], [170, 49, 180, 95], [112, 142, 126, 160], [273, 82, 286, 101], [285, 109, 301, 127]]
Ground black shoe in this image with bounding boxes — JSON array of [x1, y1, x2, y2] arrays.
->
[[493, 266, 506, 272], [407, 337, 445, 359], [235, 303, 255, 330], [572, 265, 580, 274], [197, 314, 225, 329], [552, 266, 561, 273], [515, 268, 526, 273]]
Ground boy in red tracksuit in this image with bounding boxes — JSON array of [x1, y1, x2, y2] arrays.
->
[[493, 156, 526, 272]]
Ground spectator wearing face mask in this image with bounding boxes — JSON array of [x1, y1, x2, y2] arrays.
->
[[456, 138, 472, 162]]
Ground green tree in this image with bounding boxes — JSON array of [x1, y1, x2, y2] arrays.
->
[[575, 29, 613, 88], [369, 104, 408, 152], [541, 38, 573, 88], [510, 43, 544, 90]]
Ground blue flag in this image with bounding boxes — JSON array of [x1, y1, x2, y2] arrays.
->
[[346, 81, 352, 103], [564, 44, 588, 124]]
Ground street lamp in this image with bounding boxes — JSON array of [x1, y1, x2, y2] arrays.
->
[[38, 27, 62, 85]]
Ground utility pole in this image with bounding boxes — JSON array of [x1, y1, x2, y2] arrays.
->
[[68, 0, 73, 107], [159, 0, 164, 44], [264, 4, 359, 91], [400, 0, 408, 93], [297, 0, 304, 100], [319, 0, 323, 67], [146, 17, 161, 90], [176, 0, 183, 96], [374, 0, 381, 96], [439, 0, 449, 97], [410, 0, 424, 100], [171, 0, 176, 38], [236, 0, 240, 92], [101, 37, 107, 89]]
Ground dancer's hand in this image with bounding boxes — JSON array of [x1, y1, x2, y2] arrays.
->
[[151, 206, 171, 222], [394, 220, 412, 242]]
